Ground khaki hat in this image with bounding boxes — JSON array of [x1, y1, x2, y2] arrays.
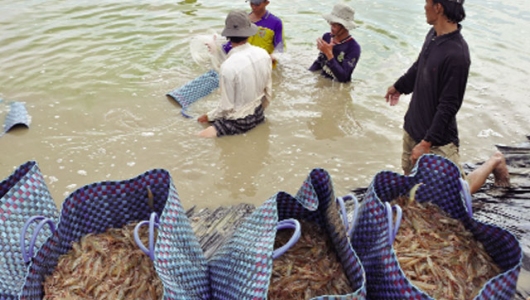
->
[[323, 3, 357, 30], [221, 10, 258, 37]]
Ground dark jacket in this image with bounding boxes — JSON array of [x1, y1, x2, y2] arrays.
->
[[309, 32, 361, 83], [394, 26, 470, 147]]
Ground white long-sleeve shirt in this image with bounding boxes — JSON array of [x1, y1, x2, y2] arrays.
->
[[207, 43, 272, 121]]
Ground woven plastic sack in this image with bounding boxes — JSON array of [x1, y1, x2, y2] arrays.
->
[[0, 161, 59, 300], [2, 101, 30, 136], [19, 168, 173, 299], [349, 154, 522, 300], [154, 168, 366, 299], [166, 69, 220, 118]]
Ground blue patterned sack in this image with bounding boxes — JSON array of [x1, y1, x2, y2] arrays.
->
[[350, 154, 522, 300], [2, 101, 30, 136], [0, 161, 58, 300], [154, 168, 366, 299], [19, 168, 172, 299], [166, 69, 219, 118]]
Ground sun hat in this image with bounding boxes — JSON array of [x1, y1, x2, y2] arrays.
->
[[247, 0, 267, 4], [221, 10, 258, 37], [323, 3, 357, 30]]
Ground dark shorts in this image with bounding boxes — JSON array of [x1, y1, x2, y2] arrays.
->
[[213, 105, 265, 137]]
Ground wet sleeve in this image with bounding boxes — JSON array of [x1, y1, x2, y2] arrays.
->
[[222, 42, 232, 54], [309, 55, 324, 71], [325, 44, 361, 83]]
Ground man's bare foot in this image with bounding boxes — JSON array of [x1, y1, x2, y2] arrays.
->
[[491, 151, 510, 188], [198, 126, 218, 138]]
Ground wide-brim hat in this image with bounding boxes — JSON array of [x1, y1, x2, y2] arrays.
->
[[221, 10, 258, 37], [323, 3, 356, 30]]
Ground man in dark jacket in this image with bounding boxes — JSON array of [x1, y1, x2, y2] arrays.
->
[[309, 3, 361, 83], [385, 0, 509, 193]]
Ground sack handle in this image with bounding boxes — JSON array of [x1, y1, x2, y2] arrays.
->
[[336, 194, 360, 237], [134, 212, 160, 261], [19, 216, 56, 264], [134, 215, 301, 261], [385, 202, 402, 246], [459, 178, 473, 218], [272, 218, 301, 259]]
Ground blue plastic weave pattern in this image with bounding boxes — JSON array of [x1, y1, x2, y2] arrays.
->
[[350, 154, 522, 300], [166, 69, 220, 118], [0, 162, 58, 300], [3, 101, 30, 136], [19, 168, 172, 300], [154, 168, 366, 299]]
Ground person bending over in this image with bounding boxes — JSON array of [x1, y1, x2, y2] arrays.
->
[[197, 10, 272, 138]]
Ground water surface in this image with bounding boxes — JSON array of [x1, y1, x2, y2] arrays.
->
[[1, 0, 529, 296]]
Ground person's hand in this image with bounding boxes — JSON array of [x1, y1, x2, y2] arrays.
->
[[204, 34, 218, 54], [410, 140, 431, 166], [270, 54, 277, 67], [197, 114, 209, 123], [316, 37, 333, 60], [385, 86, 401, 106]]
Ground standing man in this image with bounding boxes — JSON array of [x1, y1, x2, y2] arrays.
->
[[197, 10, 272, 138], [309, 3, 361, 83], [385, 0, 509, 193], [248, 0, 285, 59]]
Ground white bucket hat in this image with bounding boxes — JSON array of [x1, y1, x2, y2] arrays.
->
[[323, 3, 357, 30], [221, 10, 258, 37]]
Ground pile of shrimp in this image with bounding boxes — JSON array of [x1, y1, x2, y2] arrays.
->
[[267, 220, 353, 299], [392, 196, 501, 300], [43, 222, 162, 300]]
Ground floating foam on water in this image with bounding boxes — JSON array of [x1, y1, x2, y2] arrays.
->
[[477, 128, 503, 138]]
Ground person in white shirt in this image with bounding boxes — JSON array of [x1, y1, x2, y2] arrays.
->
[[197, 10, 272, 138]]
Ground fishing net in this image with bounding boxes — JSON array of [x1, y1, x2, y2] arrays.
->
[[19, 168, 172, 300], [350, 154, 522, 300], [166, 32, 226, 118], [0, 161, 58, 300], [189, 31, 227, 72], [154, 168, 366, 299]]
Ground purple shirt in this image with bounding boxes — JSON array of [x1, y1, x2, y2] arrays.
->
[[309, 32, 361, 83]]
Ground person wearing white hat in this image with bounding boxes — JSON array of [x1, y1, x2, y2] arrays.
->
[[198, 10, 272, 138], [309, 3, 361, 83]]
